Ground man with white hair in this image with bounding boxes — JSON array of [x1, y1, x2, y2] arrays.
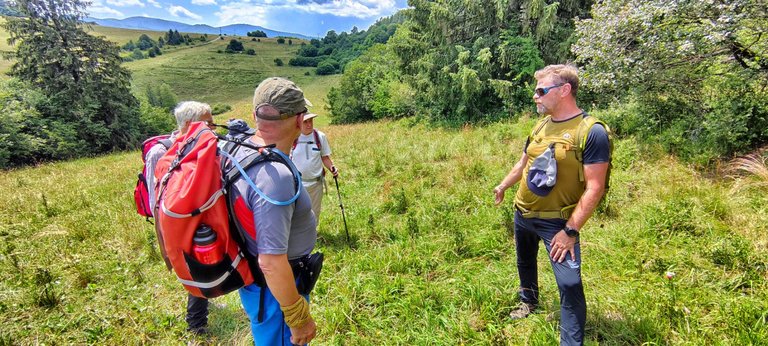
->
[[144, 101, 214, 335]]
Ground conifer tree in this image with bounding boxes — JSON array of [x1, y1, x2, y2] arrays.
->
[[2, 0, 141, 154]]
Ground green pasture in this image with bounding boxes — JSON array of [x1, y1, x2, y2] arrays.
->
[[1, 117, 766, 344], [124, 35, 337, 117], [0, 21, 335, 119]]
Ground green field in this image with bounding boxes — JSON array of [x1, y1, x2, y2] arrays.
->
[[1, 22, 767, 345], [124, 36, 336, 115], [1, 118, 766, 344]]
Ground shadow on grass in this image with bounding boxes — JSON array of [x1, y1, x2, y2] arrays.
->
[[316, 228, 358, 250]]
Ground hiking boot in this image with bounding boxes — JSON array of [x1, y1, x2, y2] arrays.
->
[[509, 302, 536, 320], [188, 325, 209, 335]]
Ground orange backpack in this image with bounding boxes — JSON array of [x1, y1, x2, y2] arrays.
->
[[152, 122, 300, 298]]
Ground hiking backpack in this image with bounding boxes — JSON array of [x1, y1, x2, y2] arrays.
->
[[153, 121, 301, 298], [134, 134, 173, 221], [530, 113, 614, 190]]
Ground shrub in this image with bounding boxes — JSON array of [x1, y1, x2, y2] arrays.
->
[[276, 38, 285, 44], [288, 56, 322, 67], [131, 48, 144, 60], [138, 98, 175, 137], [274, 58, 284, 66], [315, 60, 337, 75], [145, 83, 178, 111], [246, 49, 255, 55], [226, 39, 244, 52]]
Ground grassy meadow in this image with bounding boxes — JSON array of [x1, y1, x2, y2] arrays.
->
[[0, 118, 767, 344], [0, 22, 767, 345]]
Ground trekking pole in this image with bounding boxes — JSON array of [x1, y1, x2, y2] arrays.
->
[[333, 175, 351, 246]]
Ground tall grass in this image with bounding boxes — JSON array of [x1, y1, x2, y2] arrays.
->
[[728, 147, 768, 191], [1, 118, 765, 344]]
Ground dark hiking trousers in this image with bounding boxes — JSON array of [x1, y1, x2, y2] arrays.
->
[[186, 293, 209, 329], [514, 210, 586, 346]]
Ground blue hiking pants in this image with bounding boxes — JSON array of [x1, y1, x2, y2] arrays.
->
[[514, 210, 586, 346], [239, 283, 310, 346]]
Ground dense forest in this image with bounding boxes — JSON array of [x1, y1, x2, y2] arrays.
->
[[327, 0, 767, 165]]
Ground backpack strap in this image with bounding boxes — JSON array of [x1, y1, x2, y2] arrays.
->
[[220, 148, 301, 206], [313, 129, 322, 151], [158, 138, 173, 149], [573, 113, 613, 189], [528, 115, 551, 149]]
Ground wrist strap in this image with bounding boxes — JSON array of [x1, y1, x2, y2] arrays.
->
[[281, 296, 311, 328]]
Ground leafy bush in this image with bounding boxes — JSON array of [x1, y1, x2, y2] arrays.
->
[[574, 0, 768, 164], [246, 49, 255, 55], [328, 44, 414, 123], [226, 39, 244, 53], [276, 38, 285, 44], [315, 60, 337, 75], [274, 58, 284, 66], [0, 79, 47, 168], [131, 48, 144, 60], [144, 84, 178, 111], [288, 56, 323, 67], [138, 98, 175, 137]]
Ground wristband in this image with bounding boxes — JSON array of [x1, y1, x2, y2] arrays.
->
[[281, 296, 311, 328]]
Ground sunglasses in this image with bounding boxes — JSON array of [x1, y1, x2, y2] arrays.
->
[[534, 84, 565, 97]]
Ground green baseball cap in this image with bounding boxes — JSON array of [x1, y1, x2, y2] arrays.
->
[[253, 77, 312, 120]]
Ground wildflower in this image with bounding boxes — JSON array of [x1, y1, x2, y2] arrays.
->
[[665, 271, 676, 280]]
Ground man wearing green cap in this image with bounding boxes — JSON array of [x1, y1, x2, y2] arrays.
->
[[229, 77, 319, 345]]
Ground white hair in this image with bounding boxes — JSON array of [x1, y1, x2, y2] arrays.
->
[[173, 101, 212, 130]]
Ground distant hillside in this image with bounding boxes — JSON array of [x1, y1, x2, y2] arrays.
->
[[85, 16, 312, 40]]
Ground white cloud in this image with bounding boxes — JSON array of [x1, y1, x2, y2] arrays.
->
[[191, 0, 217, 5], [295, 0, 397, 18], [106, 0, 145, 7], [88, 4, 125, 17], [215, 3, 268, 26], [214, 0, 401, 27], [169, 5, 203, 20], [146, 0, 161, 8]]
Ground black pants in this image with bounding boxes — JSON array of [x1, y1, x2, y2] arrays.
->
[[186, 293, 209, 329], [515, 211, 586, 346]]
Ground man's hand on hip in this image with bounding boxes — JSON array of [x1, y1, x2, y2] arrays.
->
[[550, 230, 577, 263]]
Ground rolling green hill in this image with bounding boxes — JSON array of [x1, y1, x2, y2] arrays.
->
[[0, 21, 339, 123]]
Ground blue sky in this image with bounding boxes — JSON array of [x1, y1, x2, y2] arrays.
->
[[87, 0, 409, 37]]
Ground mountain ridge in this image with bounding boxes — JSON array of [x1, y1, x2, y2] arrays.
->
[[85, 16, 313, 39]]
